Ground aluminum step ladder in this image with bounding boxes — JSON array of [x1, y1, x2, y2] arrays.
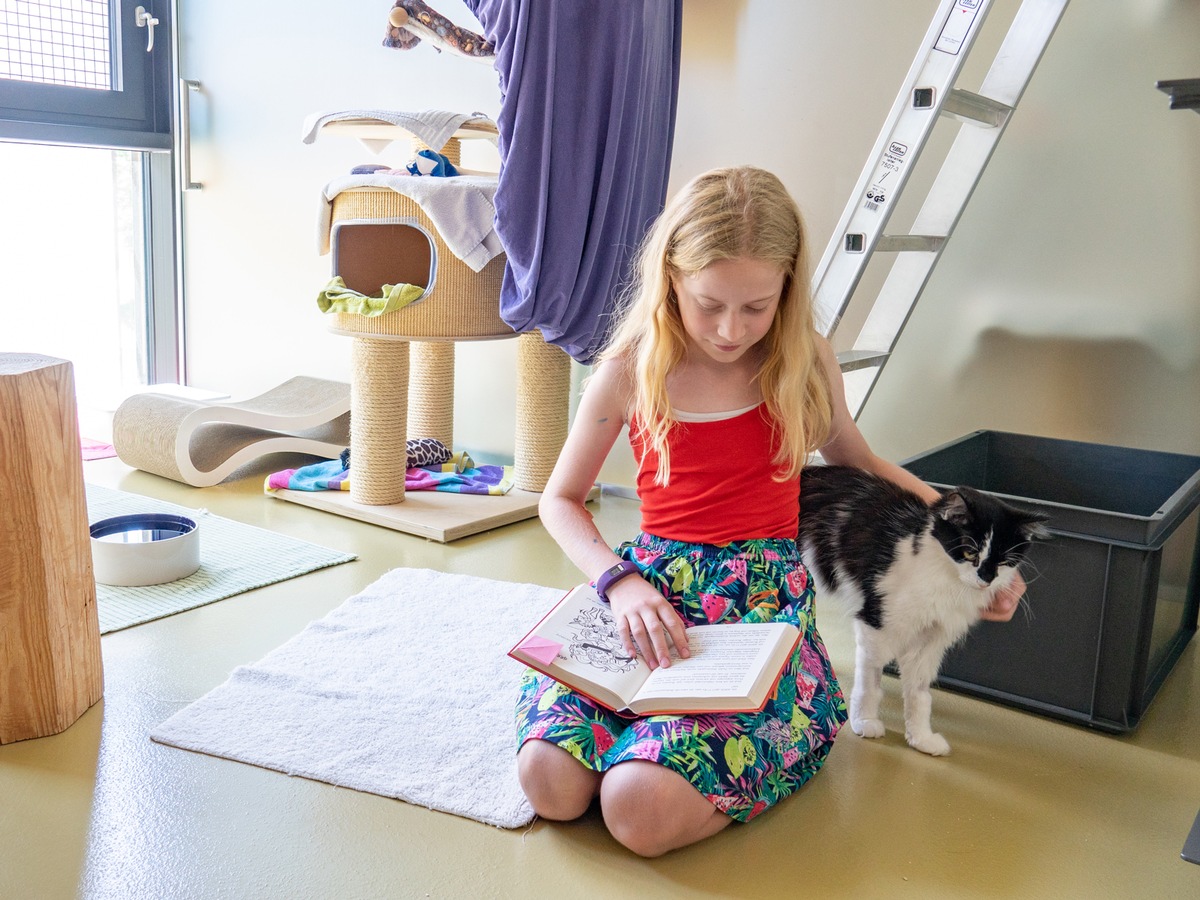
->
[[813, 0, 1069, 418]]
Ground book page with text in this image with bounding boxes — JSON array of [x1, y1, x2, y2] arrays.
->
[[634, 624, 795, 702]]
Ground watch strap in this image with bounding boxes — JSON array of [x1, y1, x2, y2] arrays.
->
[[595, 559, 641, 603]]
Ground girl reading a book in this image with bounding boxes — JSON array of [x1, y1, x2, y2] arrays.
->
[[517, 166, 1022, 857]]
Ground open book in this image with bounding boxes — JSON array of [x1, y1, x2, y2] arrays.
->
[[509, 582, 801, 716]]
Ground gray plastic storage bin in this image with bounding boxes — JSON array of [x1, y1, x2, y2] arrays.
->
[[901, 431, 1200, 732]]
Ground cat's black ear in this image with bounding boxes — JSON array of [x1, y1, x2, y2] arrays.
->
[[937, 491, 972, 527], [1019, 510, 1052, 541]]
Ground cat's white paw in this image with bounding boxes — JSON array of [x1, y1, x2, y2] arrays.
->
[[906, 730, 951, 756], [851, 717, 886, 739]]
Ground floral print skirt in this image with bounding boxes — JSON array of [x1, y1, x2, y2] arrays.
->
[[515, 533, 847, 823]]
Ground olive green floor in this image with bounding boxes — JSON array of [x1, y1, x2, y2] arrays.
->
[[3, 455, 1198, 899]]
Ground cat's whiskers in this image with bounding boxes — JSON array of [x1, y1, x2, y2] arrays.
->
[[1013, 588, 1037, 623]]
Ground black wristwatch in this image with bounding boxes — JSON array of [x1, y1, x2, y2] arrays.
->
[[595, 560, 641, 603]]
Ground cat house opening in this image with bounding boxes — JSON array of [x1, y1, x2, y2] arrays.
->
[[332, 219, 434, 299]]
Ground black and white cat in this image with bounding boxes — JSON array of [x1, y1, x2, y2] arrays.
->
[[797, 464, 1048, 756]]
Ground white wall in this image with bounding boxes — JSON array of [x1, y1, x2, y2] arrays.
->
[[178, 1, 1200, 478]]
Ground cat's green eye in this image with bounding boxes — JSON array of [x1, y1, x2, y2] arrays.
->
[[963, 550, 979, 563]]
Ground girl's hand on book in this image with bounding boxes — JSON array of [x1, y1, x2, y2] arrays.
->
[[607, 579, 690, 670]]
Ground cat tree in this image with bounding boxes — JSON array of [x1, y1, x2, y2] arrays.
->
[[271, 122, 579, 541]]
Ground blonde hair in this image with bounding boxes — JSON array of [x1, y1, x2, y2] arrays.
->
[[600, 166, 832, 485]]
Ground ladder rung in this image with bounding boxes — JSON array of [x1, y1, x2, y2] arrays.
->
[[876, 234, 946, 253], [941, 88, 1013, 127], [812, 0, 1069, 422], [599, 482, 639, 501], [1157, 78, 1200, 113], [837, 350, 890, 373]]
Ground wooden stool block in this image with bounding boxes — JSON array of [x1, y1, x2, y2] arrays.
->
[[0, 354, 103, 743]]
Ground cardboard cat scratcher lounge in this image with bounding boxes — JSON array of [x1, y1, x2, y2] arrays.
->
[[112, 376, 351, 488]]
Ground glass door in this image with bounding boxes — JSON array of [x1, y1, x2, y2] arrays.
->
[[0, 1, 179, 418], [0, 141, 154, 409]]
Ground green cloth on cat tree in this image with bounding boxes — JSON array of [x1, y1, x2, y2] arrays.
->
[[316, 276, 424, 317]]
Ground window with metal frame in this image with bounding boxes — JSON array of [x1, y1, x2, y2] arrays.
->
[[0, 0, 180, 397], [0, 0, 172, 151]]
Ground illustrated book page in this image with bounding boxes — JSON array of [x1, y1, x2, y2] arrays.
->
[[509, 582, 800, 715]]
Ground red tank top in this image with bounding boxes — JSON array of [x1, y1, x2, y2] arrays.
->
[[630, 403, 799, 543]]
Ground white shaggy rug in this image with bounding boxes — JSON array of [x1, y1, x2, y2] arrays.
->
[[151, 567, 563, 828]]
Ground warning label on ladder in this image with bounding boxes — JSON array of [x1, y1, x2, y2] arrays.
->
[[935, 0, 982, 55], [863, 140, 908, 211]]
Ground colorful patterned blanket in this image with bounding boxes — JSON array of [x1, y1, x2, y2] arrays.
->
[[265, 452, 513, 496]]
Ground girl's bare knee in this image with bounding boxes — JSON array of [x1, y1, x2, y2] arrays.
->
[[517, 740, 598, 821], [602, 804, 674, 858], [600, 762, 729, 857]]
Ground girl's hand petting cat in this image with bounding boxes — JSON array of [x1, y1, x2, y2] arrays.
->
[[606, 579, 690, 670], [982, 570, 1027, 622]]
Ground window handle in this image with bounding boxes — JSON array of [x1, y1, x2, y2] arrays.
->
[[135, 6, 160, 52]]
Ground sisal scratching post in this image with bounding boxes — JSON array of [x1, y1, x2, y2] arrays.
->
[[351, 338, 409, 505], [514, 332, 570, 492], [408, 341, 455, 449], [0, 354, 103, 744]]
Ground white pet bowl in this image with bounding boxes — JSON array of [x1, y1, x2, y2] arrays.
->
[[90, 513, 201, 586]]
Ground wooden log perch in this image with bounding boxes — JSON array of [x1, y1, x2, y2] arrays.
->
[[0, 354, 103, 744]]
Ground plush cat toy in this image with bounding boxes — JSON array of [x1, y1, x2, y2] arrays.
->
[[407, 148, 459, 177]]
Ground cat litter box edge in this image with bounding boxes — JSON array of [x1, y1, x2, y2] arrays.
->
[[902, 430, 1200, 733]]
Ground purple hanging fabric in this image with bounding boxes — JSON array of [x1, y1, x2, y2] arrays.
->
[[462, 0, 682, 363]]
